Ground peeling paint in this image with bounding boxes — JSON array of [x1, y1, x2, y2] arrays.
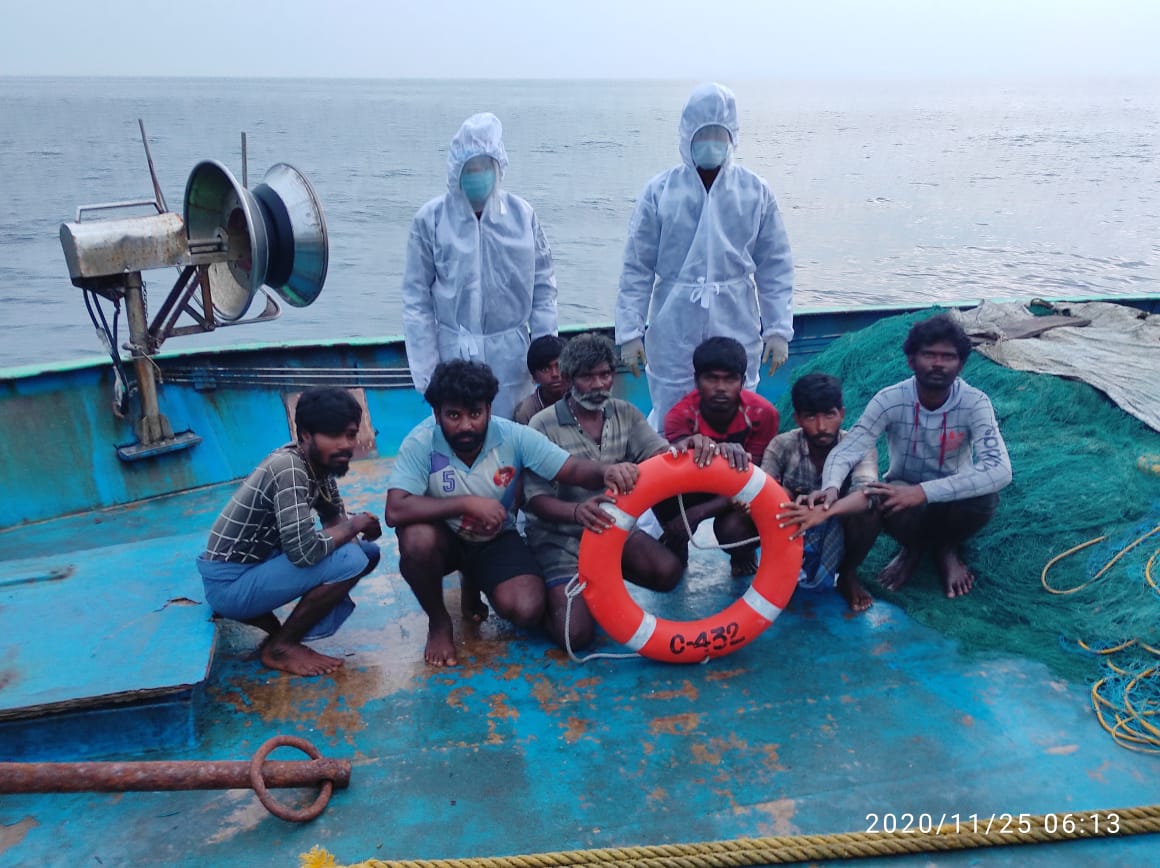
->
[[751, 798, 799, 836], [0, 816, 37, 856], [203, 790, 269, 845], [645, 787, 668, 806], [648, 712, 703, 735], [647, 680, 699, 702], [486, 693, 518, 723], [690, 743, 719, 765], [446, 686, 474, 711], [704, 667, 747, 682], [562, 716, 591, 744], [208, 665, 387, 741], [1087, 758, 1112, 783], [760, 743, 784, 771]]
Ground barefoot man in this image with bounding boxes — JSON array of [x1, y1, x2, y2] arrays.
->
[[196, 388, 382, 676], [662, 336, 779, 577], [764, 373, 880, 611], [805, 314, 1012, 598], [385, 359, 638, 666], [523, 333, 733, 651]]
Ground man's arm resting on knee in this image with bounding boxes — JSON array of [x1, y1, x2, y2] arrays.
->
[[525, 493, 616, 533], [864, 481, 925, 515], [384, 488, 507, 529], [321, 512, 383, 546], [323, 512, 382, 543]]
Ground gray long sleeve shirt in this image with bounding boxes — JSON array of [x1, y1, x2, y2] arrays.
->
[[821, 377, 1012, 503]]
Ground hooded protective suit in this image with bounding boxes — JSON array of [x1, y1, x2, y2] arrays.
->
[[402, 113, 558, 419], [615, 83, 794, 427]]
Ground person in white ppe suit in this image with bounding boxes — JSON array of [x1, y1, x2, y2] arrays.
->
[[615, 83, 794, 429], [402, 112, 558, 420]]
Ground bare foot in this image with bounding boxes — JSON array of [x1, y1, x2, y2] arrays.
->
[[459, 574, 489, 623], [309, 648, 345, 667], [730, 550, 758, 578], [936, 548, 976, 598], [261, 641, 342, 676], [878, 547, 922, 591], [425, 617, 459, 667], [837, 571, 873, 612]]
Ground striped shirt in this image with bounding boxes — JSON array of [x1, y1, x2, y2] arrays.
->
[[762, 429, 878, 589], [202, 444, 342, 566], [821, 376, 1012, 503], [524, 397, 668, 582], [761, 428, 877, 501], [524, 397, 668, 511]]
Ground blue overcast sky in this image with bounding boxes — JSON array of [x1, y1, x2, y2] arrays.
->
[[1, 0, 1157, 79]]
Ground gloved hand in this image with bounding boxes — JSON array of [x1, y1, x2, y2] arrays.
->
[[620, 337, 647, 378], [761, 335, 789, 376]]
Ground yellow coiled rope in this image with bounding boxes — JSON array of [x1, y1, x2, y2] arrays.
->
[[301, 805, 1160, 867], [1040, 522, 1160, 595], [1041, 522, 1160, 753]]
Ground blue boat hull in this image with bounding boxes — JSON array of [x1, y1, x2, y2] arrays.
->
[[2, 294, 1159, 866]]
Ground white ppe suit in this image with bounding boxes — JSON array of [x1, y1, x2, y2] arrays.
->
[[402, 112, 558, 419], [615, 83, 794, 427]]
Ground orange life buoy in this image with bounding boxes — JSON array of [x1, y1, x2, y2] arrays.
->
[[578, 450, 802, 663]]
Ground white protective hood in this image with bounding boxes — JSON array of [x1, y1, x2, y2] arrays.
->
[[401, 113, 558, 419]]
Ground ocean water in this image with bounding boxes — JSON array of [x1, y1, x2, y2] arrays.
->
[[1, 76, 1157, 369]]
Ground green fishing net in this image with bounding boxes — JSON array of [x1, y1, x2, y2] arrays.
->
[[778, 307, 1160, 684]]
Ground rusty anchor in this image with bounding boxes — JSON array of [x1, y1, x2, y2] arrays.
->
[[0, 735, 349, 822]]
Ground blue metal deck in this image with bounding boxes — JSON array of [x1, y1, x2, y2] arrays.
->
[[2, 455, 1158, 867]]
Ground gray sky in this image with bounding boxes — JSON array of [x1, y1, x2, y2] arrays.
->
[[2, 0, 1157, 79]]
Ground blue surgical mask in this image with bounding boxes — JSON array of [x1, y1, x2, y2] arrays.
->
[[460, 168, 496, 206], [691, 139, 730, 170]]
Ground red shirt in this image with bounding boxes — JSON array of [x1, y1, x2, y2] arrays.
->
[[663, 389, 780, 463]]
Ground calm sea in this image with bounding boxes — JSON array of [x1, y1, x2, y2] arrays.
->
[[1, 76, 1157, 369]]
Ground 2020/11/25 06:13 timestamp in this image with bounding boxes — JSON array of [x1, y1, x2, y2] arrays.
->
[[865, 812, 1122, 836]]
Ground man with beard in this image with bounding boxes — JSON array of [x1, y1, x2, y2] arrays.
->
[[800, 314, 1012, 599], [523, 333, 731, 651], [386, 359, 639, 666], [662, 336, 780, 576], [196, 388, 382, 677], [762, 373, 879, 612]]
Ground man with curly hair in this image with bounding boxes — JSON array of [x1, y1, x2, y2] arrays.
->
[[386, 359, 636, 666]]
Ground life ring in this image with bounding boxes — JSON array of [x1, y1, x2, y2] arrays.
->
[[578, 450, 802, 663]]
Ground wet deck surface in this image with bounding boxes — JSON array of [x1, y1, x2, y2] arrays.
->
[[2, 456, 1158, 867]]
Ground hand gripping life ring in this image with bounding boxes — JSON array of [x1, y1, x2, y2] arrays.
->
[[578, 450, 802, 663]]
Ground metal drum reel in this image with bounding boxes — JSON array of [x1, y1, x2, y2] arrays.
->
[[58, 142, 329, 460]]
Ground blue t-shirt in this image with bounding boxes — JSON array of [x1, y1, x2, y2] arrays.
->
[[389, 415, 569, 541]]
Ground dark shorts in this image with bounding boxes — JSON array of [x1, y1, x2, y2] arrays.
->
[[882, 491, 1000, 538], [446, 529, 542, 596]]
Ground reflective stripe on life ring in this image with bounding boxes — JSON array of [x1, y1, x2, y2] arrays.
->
[[578, 450, 802, 663]]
